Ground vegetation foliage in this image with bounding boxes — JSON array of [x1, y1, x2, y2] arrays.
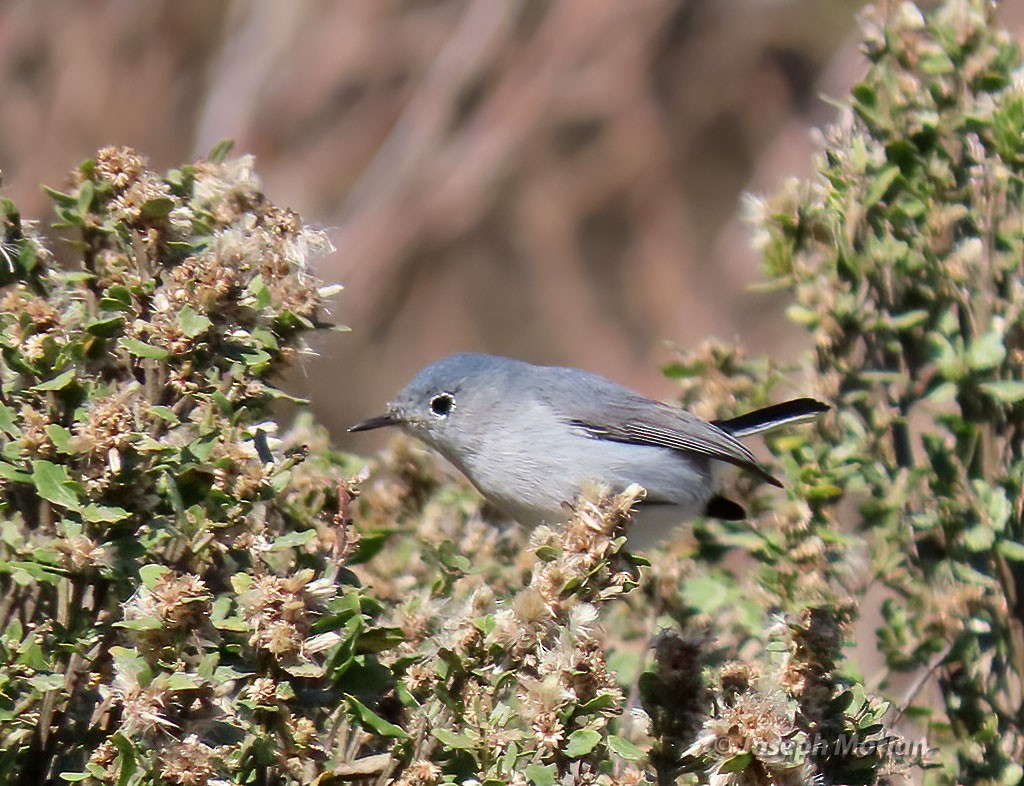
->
[[0, 1, 1022, 784]]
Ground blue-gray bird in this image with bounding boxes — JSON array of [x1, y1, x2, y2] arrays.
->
[[350, 353, 827, 541]]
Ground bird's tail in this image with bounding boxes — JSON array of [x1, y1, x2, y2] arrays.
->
[[713, 398, 829, 437]]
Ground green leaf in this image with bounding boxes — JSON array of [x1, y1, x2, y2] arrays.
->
[[42, 185, 80, 207], [140, 197, 175, 221], [980, 380, 1024, 403], [139, 564, 169, 589], [966, 330, 1006, 371], [0, 462, 30, 484], [250, 327, 279, 350], [207, 139, 235, 163], [1, 560, 64, 585], [997, 540, 1024, 562], [964, 524, 995, 552], [0, 404, 19, 435], [866, 165, 900, 205], [718, 752, 752, 774], [681, 574, 730, 615], [165, 672, 204, 691], [33, 369, 76, 391], [525, 764, 557, 786], [146, 405, 179, 424], [564, 728, 602, 757], [246, 275, 272, 310], [178, 305, 212, 339], [58, 773, 90, 782], [111, 732, 137, 786], [271, 530, 318, 550], [888, 309, 929, 330], [240, 348, 271, 367], [432, 728, 476, 750], [30, 460, 81, 510], [99, 285, 134, 312], [77, 181, 95, 214], [45, 425, 74, 454], [346, 695, 408, 739], [607, 734, 644, 761], [81, 504, 131, 523], [85, 315, 125, 338], [121, 337, 170, 360]]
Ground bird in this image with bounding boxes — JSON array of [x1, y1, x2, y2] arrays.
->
[[350, 353, 828, 542]]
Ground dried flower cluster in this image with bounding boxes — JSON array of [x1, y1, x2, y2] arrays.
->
[[375, 485, 650, 785], [0, 143, 375, 784], [749, 0, 1024, 781]]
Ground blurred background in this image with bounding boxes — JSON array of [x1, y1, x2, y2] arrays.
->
[[1, 0, 1021, 446]]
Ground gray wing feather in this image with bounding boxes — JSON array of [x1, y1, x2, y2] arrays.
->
[[563, 395, 782, 488]]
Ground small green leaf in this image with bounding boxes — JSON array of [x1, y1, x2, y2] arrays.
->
[[230, 573, 253, 594], [85, 315, 125, 338], [270, 530, 318, 550], [0, 404, 19, 435], [122, 337, 170, 360], [207, 139, 235, 163], [997, 540, 1024, 562], [33, 369, 76, 391], [146, 405, 179, 424], [0, 462, 31, 484], [866, 165, 900, 205], [718, 752, 752, 774], [525, 764, 557, 786], [432, 728, 476, 750], [140, 197, 175, 221], [178, 305, 212, 339], [240, 348, 271, 367], [45, 425, 74, 454], [564, 728, 602, 757], [139, 564, 169, 589], [964, 524, 995, 552], [111, 732, 137, 786], [888, 309, 928, 330], [165, 672, 204, 691], [42, 185, 80, 207], [607, 734, 644, 761], [980, 380, 1024, 403], [99, 285, 134, 312], [77, 181, 95, 214], [81, 504, 131, 523], [30, 461, 81, 510], [246, 275, 272, 310], [966, 331, 1006, 371], [577, 692, 618, 713], [346, 695, 408, 739], [1, 560, 64, 585]]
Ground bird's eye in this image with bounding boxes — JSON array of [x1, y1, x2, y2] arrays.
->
[[429, 393, 455, 417]]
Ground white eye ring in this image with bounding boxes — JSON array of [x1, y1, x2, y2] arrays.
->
[[429, 393, 455, 418]]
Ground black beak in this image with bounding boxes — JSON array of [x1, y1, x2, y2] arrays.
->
[[348, 413, 400, 433]]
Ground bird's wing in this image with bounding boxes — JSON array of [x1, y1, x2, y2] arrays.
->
[[564, 396, 782, 488]]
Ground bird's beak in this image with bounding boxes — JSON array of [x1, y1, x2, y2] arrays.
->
[[348, 412, 401, 433]]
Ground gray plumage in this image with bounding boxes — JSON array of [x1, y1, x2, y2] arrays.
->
[[350, 353, 828, 542]]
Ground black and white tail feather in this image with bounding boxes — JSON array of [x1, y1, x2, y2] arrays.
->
[[713, 397, 830, 438], [703, 397, 829, 521]]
